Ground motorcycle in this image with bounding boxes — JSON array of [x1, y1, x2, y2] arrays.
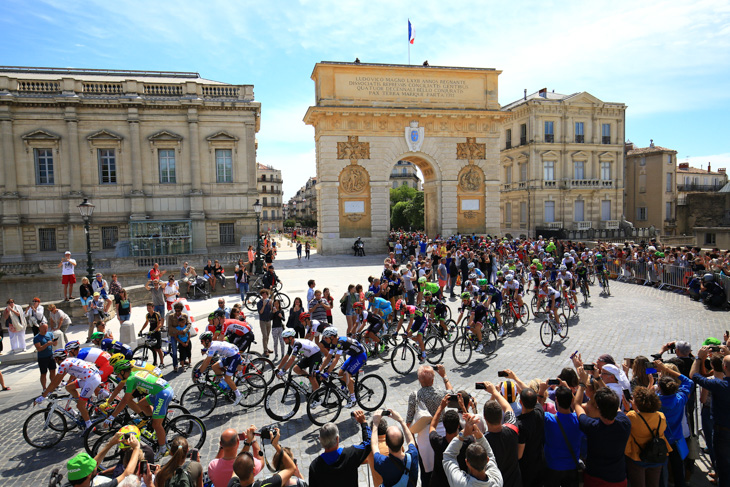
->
[[353, 239, 365, 256]]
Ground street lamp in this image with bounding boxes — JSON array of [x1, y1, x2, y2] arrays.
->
[[77, 198, 96, 281], [253, 199, 263, 274]]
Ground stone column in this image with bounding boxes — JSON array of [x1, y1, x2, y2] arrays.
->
[[1, 119, 18, 195], [128, 110, 146, 219], [315, 181, 339, 254], [440, 180, 457, 237], [370, 181, 390, 247], [0, 116, 23, 261], [244, 120, 256, 191], [188, 109, 202, 193], [64, 107, 83, 195], [484, 181, 501, 235]]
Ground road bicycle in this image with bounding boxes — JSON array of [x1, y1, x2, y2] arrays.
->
[[263, 358, 317, 421], [180, 369, 267, 418], [133, 332, 172, 367], [579, 279, 590, 305], [539, 310, 569, 347], [501, 297, 530, 329], [306, 369, 387, 426], [244, 288, 291, 311], [23, 394, 103, 449], [390, 332, 445, 376], [250, 274, 283, 292], [598, 270, 611, 295], [426, 316, 459, 344], [587, 265, 596, 285], [192, 349, 275, 386], [452, 322, 498, 365], [560, 287, 579, 319], [530, 294, 549, 316]]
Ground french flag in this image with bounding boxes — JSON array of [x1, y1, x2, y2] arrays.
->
[[408, 20, 415, 44]]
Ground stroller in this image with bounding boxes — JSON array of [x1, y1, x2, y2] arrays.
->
[[187, 275, 210, 300]]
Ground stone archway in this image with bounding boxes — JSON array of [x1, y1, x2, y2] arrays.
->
[[304, 61, 505, 254]]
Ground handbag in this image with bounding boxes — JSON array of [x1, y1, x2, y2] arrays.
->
[[555, 415, 585, 486]]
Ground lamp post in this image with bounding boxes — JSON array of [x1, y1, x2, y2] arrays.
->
[[77, 198, 96, 281], [253, 199, 263, 275]]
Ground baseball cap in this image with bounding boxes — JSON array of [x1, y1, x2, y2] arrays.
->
[[64, 251, 71, 255], [67, 453, 97, 481]]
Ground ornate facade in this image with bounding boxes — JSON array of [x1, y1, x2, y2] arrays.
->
[[256, 163, 283, 231], [0, 66, 260, 261], [389, 160, 421, 190], [499, 90, 626, 237]]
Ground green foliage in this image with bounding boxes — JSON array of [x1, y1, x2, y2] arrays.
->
[[283, 219, 297, 228], [389, 186, 424, 230], [390, 185, 417, 204]]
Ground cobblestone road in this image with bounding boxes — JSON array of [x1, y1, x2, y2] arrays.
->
[[0, 243, 722, 486]]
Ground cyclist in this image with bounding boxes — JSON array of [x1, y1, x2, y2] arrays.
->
[[594, 253, 608, 287], [95, 335, 134, 361], [223, 315, 255, 354], [65, 340, 114, 384], [35, 349, 103, 429], [353, 303, 385, 352], [538, 280, 563, 327], [574, 261, 589, 297], [431, 297, 452, 337], [528, 265, 543, 294], [103, 353, 162, 410], [469, 299, 491, 345], [318, 327, 367, 408], [478, 279, 504, 336], [557, 265, 578, 308], [138, 302, 164, 366], [365, 291, 393, 325], [104, 360, 173, 459], [308, 319, 331, 354], [417, 276, 441, 303], [206, 312, 226, 341], [276, 329, 322, 391], [394, 299, 417, 335], [502, 274, 525, 310], [298, 312, 312, 336], [197, 331, 244, 406], [454, 291, 475, 327], [404, 308, 428, 363]]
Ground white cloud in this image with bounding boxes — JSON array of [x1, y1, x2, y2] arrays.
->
[[685, 153, 730, 171]]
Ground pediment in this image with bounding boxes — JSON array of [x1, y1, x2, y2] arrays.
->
[[22, 129, 61, 141], [563, 92, 603, 106], [148, 130, 183, 142], [501, 155, 514, 165], [86, 129, 124, 141], [541, 150, 560, 160], [516, 151, 529, 163], [572, 151, 589, 160], [598, 151, 616, 161], [205, 131, 239, 142]]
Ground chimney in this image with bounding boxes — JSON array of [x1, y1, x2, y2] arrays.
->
[[719, 168, 726, 174], [649, 139, 654, 148], [538, 88, 547, 98], [708, 162, 711, 173], [524, 89, 527, 100], [679, 162, 689, 170]]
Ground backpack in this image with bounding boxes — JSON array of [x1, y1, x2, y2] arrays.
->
[[166, 460, 194, 487], [389, 453, 414, 487], [634, 413, 668, 464]]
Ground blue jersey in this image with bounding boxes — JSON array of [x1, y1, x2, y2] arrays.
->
[[369, 297, 391, 312], [332, 336, 366, 357], [101, 339, 134, 360]]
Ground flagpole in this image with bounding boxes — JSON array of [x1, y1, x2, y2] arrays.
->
[[408, 19, 410, 65]]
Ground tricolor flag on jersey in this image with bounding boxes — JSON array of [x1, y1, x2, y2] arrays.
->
[[408, 20, 415, 44]]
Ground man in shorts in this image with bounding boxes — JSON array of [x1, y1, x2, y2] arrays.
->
[[58, 251, 77, 301], [138, 302, 164, 366], [319, 327, 367, 408], [197, 331, 245, 405], [33, 322, 57, 389], [277, 329, 322, 391]]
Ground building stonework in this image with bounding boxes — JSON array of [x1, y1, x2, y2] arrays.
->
[[256, 163, 283, 231], [499, 90, 626, 237], [0, 67, 260, 261], [390, 160, 421, 190]]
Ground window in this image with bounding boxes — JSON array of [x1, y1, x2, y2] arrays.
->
[[601, 161, 611, 180], [520, 163, 527, 182], [544, 121, 554, 143], [158, 149, 176, 184], [263, 197, 267, 206], [505, 203, 512, 224], [639, 174, 646, 193], [544, 161, 555, 180], [505, 166, 512, 184], [506, 129, 512, 149], [401, 181, 407, 186], [215, 149, 233, 183], [602, 123, 611, 144], [263, 210, 268, 219], [637, 207, 647, 221], [574, 200, 584, 222], [575, 122, 584, 143], [520, 202, 527, 223], [705, 233, 716, 245], [38, 228, 57, 251], [519, 124, 527, 145], [101, 226, 118, 249], [640, 157, 646, 166], [667, 154, 672, 164], [544, 201, 555, 222], [666, 173, 673, 192], [34, 148, 55, 185], [98, 149, 117, 184], [601, 200, 611, 221], [402, 167, 407, 175], [574, 161, 585, 180], [219, 223, 235, 246], [666, 202, 672, 220], [392, 181, 397, 189]]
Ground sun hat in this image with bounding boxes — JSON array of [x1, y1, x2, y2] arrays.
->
[[67, 453, 96, 481]]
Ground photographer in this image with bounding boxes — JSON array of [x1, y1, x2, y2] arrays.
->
[[154, 436, 201, 487], [64, 432, 144, 487], [309, 410, 371, 487], [372, 409, 419, 487], [230, 427, 297, 487], [208, 427, 263, 487]]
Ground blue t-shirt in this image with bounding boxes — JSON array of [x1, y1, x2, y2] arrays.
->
[[374, 444, 419, 487], [578, 412, 631, 483], [544, 411, 584, 471], [33, 332, 55, 359]]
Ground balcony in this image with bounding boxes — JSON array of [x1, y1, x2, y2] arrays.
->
[[518, 181, 527, 190], [545, 222, 563, 230], [600, 220, 619, 230], [259, 189, 283, 195], [543, 180, 557, 188], [259, 177, 283, 183], [545, 134, 554, 143], [569, 179, 601, 188], [602, 136, 611, 144], [573, 221, 592, 230], [677, 183, 724, 192], [575, 135, 584, 143], [601, 180, 613, 188], [520, 137, 527, 145], [664, 219, 677, 228], [501, 183, 512, 191], [505, 141, 512, 149]]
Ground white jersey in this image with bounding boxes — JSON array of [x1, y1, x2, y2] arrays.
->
[[539, 286, 561, 299], [288, 339, 320, 358], [504, 280, 520, 291], [559, 271, 574, 282], [57, 357, 100, 380], [207, 340, 239, 358]]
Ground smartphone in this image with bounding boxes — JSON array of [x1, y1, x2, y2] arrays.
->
[[624, 358, 635, 368], [497, 370, 509, 378], [139, 461, 148, 473], [584, 363, 595, 371], [448, 393, 459, 403], [646, 367, 658, 375], [547, 379, 561, 386], [382, 410, 391, 416], [475, 382, 486, 390], [709, 346, 721, 352]]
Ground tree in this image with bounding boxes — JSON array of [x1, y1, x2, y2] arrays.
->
[[390, 186, 424, 230]]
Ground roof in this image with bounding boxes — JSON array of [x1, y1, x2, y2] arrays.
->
[[627, 146, 676, 156], [719, 182, 730, 193], [257, 163, 278, 171], [502, 90, 574, 111], [315, 61, 497, 72], [0, 66, 229, 85], [677, 166, 726, 176]]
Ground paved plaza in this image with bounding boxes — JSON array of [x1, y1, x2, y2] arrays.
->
[[0, 238, 722, 486]]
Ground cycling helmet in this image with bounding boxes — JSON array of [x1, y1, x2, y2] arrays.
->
[[52, 349, 67, 360], [322, 327, 338, 338], [100, 338, 113, 350], [595, 253, 602, 259], [281, 329, 296, 339], [477, 279, 488, 286], [540, 280, 548, 286], [395, 299, 405, 311], [208, 312, 216, 321], [496, 270, 503, 276], [460, 292, 471, 299], [468, 262, 475, 269], [559, 265, 567, 271], [118, 425, 141, 449], [532, 259, 539, 264], [468, 273, 477, 279], [113, 359, 133, 375], [423, 291, 432, 297], [352, 302, 364, 310], [213, 309, 226, 318], [199, 331, 214, 341], [90, 332, 104, 342], [108, 353, 127, 367], [588, 251, 593, 256], [418, 277, 427, 284], [65, 340, 81, 351], [529, 265, 537, 271], [365, 291, 375, 299], [703, 273, 714, 283], [506, 275, 514, 282], [299, 312, 311, 320]]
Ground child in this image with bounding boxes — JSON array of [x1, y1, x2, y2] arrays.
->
[[174, 316, 191, 368]]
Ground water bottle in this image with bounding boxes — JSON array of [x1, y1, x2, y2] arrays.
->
[[219, 381, 230, 391]]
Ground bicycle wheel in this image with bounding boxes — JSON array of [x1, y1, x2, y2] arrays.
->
[[452, 336, 473, 365], [264, 383, 301, 421], [248, 357, 276, 385], [530, 295, 539, 315], [23, 409, 67, 449], [356, 374, 387, 411], [191, 360, 217, 384], [424, 336, 444, 365], [166, 414, 206, 450], [502, 307, 514, 329], [133, 345, 156, 366], [482, 328, 499, 356], [390, 343, 416, 375], [561, 300, 573, 320], [557, 314, 569, 338], [180, 383, 217, 418], [604, 279, 611, 296], [540, 320, 554, 347], [588, 271, 596, 285], [307, 386, 343, 426], [518, 303, 530, 325], [244, 294, 259, 312], [442, 305, 452, 322], [89, 428, 124, 461], [377, 335, 398, 362], [235, 373, 267, 408], [167, 404, 190, 420], [275, 292, 291, 309], [442, 319, 459, 344]]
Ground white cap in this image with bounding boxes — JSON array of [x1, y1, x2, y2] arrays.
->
[[65, 251, 71, 255]]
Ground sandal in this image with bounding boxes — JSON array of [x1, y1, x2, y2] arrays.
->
[[2, 387, 10, 391]]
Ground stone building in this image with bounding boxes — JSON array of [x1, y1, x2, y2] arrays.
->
[[625, 141, 678, 235], [676, 162, 727, 206], [256, 163, 283, 231], [676, 190, 730, 248], [0, 66, 260, 261], [500, 89, 626, 237], [390, 160, 421, 190]]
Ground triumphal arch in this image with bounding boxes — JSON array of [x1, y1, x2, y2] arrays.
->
[[303, 62, 505, 255]]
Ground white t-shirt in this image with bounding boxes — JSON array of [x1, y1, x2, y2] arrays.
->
[[61, 259, 77, 275]]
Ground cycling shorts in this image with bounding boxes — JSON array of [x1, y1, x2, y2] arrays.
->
[[146, 387, 174, 419], [366, 320, 384, 336], [341, 352, 367, 376], [219, 353, 243, 376], [78, 374, 102, 401], [549, 297, 562, 309], [409, 318, 428, 335], [490, 294, 503, 308], [231, 333, 254, 353], [380, 305, 393, 318], [298, 352, 322, 373]]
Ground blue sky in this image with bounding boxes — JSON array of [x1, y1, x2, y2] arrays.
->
[[3, 0, 730, 199]]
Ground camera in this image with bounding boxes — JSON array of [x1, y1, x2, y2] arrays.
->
[[668, 344, 676, 354], [382, 410, 391, 416], [497, 370, 509, 378], [583, 363, 595, 371], [709, 346, 721, 352], [256, 424, 278, 440]]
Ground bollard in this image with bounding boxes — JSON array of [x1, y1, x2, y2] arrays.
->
[[120, 320, 137, 349]]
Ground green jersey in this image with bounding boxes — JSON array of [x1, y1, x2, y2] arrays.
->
[[125, 370, 169, 395], [421, 282, 440, 294]]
